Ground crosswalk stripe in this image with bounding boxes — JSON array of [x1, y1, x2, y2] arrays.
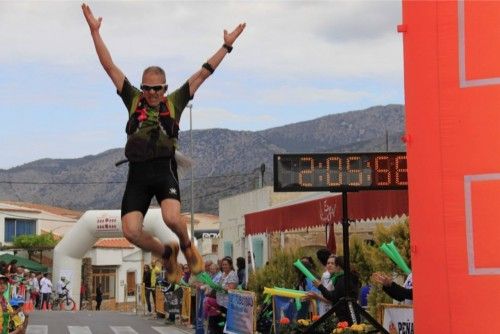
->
[[26, 325, 48, 334], [152, 327, 176, 334], [152, 326, 192, 334], [110, 326, 139, 334], [68, 326, 92, 334]]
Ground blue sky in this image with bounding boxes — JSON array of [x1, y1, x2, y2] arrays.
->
[[0, 1, 403, 169]]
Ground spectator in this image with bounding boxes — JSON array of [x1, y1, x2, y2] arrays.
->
[[204, 260, 213, 273], [316, 248, 332, 267], [143, 264, 153, 314], [9, 296, 27, 333], [28, 273, 40, 309], [204, 290, 224, 334], [151, 261, 161, 311], [209, 263, 222, 285], [215, 257, 238, 319], [182, 264, 191, 284], [35, 273, 42, 309], [56, 277, 68, 298], [80, 281, 87, 310], [311, 256, 361, 325], [39, 273, 52, 310], [309, 254, 336, 316], [236, 257, 246, 289], [7, 260, 17, 275], [371, 272, 413, 303], [95, 283, 103, 311]]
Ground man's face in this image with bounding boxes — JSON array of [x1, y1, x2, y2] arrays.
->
[[141, 72, 167, 107]]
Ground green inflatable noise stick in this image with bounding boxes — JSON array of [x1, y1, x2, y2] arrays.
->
[[293, 259, 317, 281], [387, 240, 411, 275], [196, 272, 224, 291], [379, 241, 411, 275]]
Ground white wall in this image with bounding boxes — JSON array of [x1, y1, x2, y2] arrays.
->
[[86, 247, 150, 303], [0, 203, 76, 244], [218, 187, 272, 263]]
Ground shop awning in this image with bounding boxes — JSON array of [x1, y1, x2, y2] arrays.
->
[[244, 190, 408, 236], [0, 253, 48, 272]]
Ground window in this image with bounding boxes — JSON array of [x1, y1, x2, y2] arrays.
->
[[4, 218, 36, 242], [92, 266, 116, 300], [223, 241, 233, 258], [252, 238, 264, 268]]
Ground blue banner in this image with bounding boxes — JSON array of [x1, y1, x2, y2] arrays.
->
[[225, 291, 255, 334], [195, 288, 205, 334]]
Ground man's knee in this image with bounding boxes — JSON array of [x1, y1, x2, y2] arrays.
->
[[122, 223, 142, 244]]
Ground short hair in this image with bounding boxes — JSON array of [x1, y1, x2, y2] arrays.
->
[[142, 66, 166, 82], [236, 257, 245, 270], [316, 248, 332, 266]]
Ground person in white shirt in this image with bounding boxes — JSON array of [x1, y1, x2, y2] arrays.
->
[[56, 276, 68, 298], [40, 273, 53, 310]]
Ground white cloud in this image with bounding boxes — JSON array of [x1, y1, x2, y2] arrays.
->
[[260, 86, 372, 105], [0, 1, 403, 79], [179, 106, 276, 131]]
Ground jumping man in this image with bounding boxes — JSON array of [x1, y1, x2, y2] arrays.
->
[[81, 3, 246, 283]]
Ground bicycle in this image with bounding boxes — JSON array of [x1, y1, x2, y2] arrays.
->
[[51, 287, 76, 311]]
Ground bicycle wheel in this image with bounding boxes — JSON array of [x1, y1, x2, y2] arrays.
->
[[61, 298, 76, 311], [51, 299, 60, 311]]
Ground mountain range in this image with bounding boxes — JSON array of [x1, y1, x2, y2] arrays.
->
[[0, 104, 405, 214]]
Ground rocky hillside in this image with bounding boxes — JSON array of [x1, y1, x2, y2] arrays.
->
[[0, 104, 405, 214]]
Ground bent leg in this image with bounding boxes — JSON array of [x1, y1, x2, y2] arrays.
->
[[161, 199, 204, 274], [122, 211, 164, 257], [160, 199, 190, 247]]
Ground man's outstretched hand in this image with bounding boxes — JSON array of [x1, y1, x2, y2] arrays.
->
[[82, 3, 102, 32], [224, 23, 246, 46]]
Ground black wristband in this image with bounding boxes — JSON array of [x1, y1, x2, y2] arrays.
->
[[202, 62, 215, 74], [223, 44, 233, 53]]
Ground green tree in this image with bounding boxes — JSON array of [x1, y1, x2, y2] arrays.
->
[[13, 232, 59, 260]]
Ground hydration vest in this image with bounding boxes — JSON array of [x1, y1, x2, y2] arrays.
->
[[125, 95, 179, 139]]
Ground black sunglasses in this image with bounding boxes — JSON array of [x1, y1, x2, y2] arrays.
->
[[140, 84, 167, 92]]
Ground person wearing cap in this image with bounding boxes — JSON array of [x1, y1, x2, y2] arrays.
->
[[56, 277, 68, 299], [81, 3, 246, 284]]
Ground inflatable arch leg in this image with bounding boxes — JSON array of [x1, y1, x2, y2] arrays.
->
[[53, 208, 188, 309]]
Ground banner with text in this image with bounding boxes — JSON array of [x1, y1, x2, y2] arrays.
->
[[382, 305, 414, 334], [224, 290, 255, 334]]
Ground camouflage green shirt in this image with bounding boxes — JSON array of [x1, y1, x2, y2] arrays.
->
[[118, 78, 192, 161]]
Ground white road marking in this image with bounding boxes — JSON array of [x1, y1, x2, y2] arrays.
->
[[152, 326, 193, 334], [110, 326, 139, 334], [26, 325, 48, 334], [68, 326, 92, 334]]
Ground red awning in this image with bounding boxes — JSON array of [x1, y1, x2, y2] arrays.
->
[[244, 190, 408, 236]]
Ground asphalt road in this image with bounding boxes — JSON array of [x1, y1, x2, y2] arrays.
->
[[26, 311, 194, 334]]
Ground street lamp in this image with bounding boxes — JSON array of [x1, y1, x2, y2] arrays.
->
[[187, 103, 195, 243]]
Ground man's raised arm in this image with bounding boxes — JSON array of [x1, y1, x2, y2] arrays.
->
[[82, 3, 125, 92], [188, 23, 246, 96]]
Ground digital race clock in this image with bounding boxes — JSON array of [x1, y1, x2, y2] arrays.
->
[[274, 152, 408, 192]]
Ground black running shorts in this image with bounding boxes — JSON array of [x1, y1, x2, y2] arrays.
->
[[121, 157, 181, 217]]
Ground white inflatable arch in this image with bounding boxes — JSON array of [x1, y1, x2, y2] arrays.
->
[[53, 208, 187, 308]]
